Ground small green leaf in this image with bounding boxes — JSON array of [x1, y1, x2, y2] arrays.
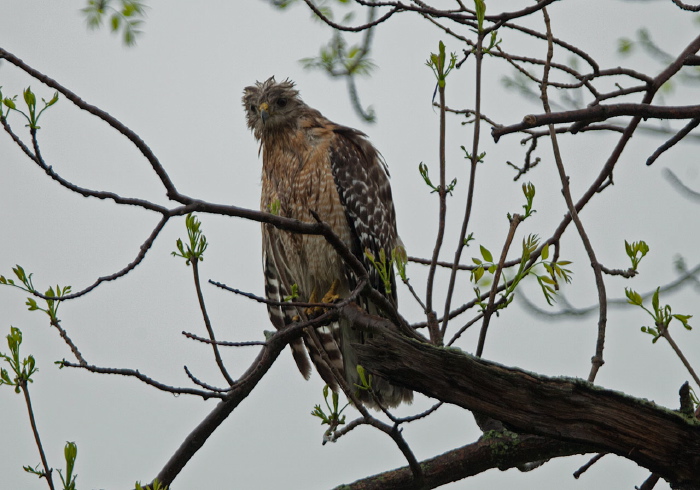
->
[[23, 87, 36, 108], [625, 288, 643, 306], [539, 275, 556, 285], [618, 37, 634, 54], [480, 245, 493, 263], [45, 92, 59, 107], [652, 287, 660, 313], [673, 314, 693, 330], [474, 0, 486, 31]]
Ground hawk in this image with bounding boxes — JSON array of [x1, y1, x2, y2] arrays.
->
[[243, 77, 412, 409]]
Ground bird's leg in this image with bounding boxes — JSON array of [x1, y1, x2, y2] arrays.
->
[[305, 280, 340, 318], [321, 279, 341, 304]]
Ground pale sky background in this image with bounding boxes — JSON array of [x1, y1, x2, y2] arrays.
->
[[1, 1, 699, 489]]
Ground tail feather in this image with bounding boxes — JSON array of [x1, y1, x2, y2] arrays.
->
[[289, 337, 312, 380], [304, 323, 344, 392]]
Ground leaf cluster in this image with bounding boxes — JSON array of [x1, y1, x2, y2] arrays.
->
[[461, 145, 486, 165], [472, 236, 572, 308], [0, 327, 37, 394], [625, 240, 649, 271], [1, 86, 58, 129], [82, 0, 146, 46], [172, 214, 208, 266], [418, 162, 457, 196], [0, 265, 71, 322], [626, 287, 692, 342], [311, 384, 349, 443], [301, 31, 376, 77], [365, 246, 408, 295], [426, 41, 458, 89]]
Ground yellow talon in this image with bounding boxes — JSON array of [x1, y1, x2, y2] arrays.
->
[[321, 279, 341, 304], [305, 280, 341, 318]]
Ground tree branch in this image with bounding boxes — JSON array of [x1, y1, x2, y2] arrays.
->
[[334, 433, 590, 490], [354, 330, 700, 488], [493, 103, 700, 141]]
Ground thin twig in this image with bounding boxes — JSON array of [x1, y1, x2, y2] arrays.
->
[[441, 31, 484, 340], [659, 326, 700, 388], [425, 69, 449, 346], [182, 331, 266, 347], [448, 312, 483, 346], [50, 319, 87, 365], [541, 6, 608, 383], [573, 452, 605, 479], [646, 117, 700, 165], [638, 473, 661, 490], [672, 0, 700, 12], [304, 326, 425, 485], [21, 382, 55, 490], [183, 366, 229, 393], [191, 260, 235, 386], [400, 277, 428, 313], [60, 360, 225, 399], [664, 168, 700, 201], [0, 48, 179, 199], [476, 214, 521, 357]]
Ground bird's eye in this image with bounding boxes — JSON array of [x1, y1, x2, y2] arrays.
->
[[250, 104, 257, 113], [276, 98, 287, 108]]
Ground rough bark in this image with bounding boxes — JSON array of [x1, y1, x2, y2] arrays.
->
[[335, 433, 590, 490], [354, 330, 700, 489]]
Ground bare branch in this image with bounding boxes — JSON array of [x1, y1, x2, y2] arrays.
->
[[0, 48, 180, 199], [646, 117, 700, 165], [671, 0, 700, 13], [441, 32, 483, 341], [60, 360, 225, 399], [182, 331, 266, 347], [20, 382, 55, 490], [493, 103, 700, 141], [190, 259, 235, 386], [540, 6, 607, 382]]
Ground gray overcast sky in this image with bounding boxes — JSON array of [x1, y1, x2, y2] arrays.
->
[[1, 1, 699, 489]]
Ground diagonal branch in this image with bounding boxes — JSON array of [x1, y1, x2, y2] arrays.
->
[[334, 433, 590, 490], [0, 47, 180, 200], [153, 311, 336, 486]]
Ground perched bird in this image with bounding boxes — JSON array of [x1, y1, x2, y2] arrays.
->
[[243, 77, 412, 408]]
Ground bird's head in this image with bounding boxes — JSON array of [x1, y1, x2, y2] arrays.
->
[[243, 77, 304, 139]]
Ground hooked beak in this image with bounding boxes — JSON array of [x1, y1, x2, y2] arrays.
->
[[259, 102, 269, 124]]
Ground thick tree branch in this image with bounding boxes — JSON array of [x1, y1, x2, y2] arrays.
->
[[354, 330, 700, 488]]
